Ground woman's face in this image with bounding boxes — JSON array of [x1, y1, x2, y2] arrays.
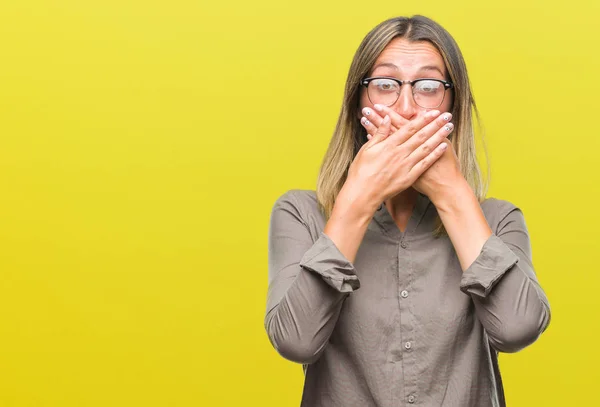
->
[[359, 38, 453, 121]]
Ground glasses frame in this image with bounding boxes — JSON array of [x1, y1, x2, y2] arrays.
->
[[360, 76, 454, 109]]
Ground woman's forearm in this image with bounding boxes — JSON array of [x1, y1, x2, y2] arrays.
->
[[432, 179, 492, 271], [324, 183, 378, 263], [432, 182, 550, 352]]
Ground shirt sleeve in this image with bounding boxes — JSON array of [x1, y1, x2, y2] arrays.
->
[[459, 205, 551, 353], [265, 191, 359, 364]]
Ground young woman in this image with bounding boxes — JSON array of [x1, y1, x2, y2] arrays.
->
[[265, 15, 550, 407]]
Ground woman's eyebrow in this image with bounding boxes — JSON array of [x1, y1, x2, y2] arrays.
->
[[371, 62, 399, 71], [371, 63, 445, 77], [417, 65, 445, 76]]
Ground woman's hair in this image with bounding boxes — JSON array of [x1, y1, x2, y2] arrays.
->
[[316, 15, 488, 235]]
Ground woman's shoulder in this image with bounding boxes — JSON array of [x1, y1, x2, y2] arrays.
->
[[271, 190, 326, 234], [480, 197, 524, 230], [272, 189, 320, 216]]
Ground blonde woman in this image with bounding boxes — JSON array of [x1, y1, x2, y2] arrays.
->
[[265, 15, 550, 407]]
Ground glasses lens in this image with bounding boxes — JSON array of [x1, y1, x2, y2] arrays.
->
[[367, 78, 400, 106], [413, 80, 445, 108]]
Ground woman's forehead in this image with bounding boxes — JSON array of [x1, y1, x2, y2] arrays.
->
[[373, 38, 446, 76]]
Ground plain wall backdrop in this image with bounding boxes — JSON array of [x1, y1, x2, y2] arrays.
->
[[1, 0, 599, 405]]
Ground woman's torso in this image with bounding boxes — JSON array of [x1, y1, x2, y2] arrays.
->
[[293, 190, 507, 407]]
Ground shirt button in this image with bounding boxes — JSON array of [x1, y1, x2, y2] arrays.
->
[[408, 395, 416, 403], [400, 242, 408, 249], [404, 341, 412, 350], [401, 290, 408, 298]]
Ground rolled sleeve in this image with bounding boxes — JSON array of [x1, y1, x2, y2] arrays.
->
[[460, 234, 520, 298], [299, 232, 360, 293]]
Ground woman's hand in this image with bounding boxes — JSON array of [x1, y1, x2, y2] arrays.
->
[[342, 108, 454, 212], [412, 138, 464, 204], [360, 104, 466, 205]]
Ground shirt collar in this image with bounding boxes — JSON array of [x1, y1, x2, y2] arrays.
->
[[371, 192, 434, 240]]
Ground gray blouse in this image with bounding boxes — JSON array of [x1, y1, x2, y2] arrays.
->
[[265, 190, 550, 407]]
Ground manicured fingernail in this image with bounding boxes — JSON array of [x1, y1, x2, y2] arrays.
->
[[362, 107, 372, 116], [442, 113, 452, 121], [382, 115, 390, 124], [444, 123, 454, 132], [373, 104, 384, 112], [361, 117, 370, 126], [427, 110, 441, 118], [440, 143, 448, 150]]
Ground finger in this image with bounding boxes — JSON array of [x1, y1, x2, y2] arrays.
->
[[406, 122, 454, 164], [406, 141, 449, 181], [400, 112, 452, 152], [360, 116, 379, 139], [386, 109, 443, 146], [372, 104, 410, 130], [387, 110, 446, 147], [368, 114, 392, 145], [362, 107, 400, 133], [361, 116, 398, 140]]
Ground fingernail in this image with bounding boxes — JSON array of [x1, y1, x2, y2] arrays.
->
[[444, 123, 454, 132], [362, 107, 372, 116], [382, 115, 390, 124], [440, 143, 448, 150], [361, 117, 371, 126], [373, 104, 384, 112], [442, 113, 452, 121], [427, 110, 441, 118]]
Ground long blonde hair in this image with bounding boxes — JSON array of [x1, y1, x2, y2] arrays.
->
[[316, 15, 488, 235]]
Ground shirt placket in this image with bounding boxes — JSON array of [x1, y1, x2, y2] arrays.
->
[[398, 235, 418, 405], [372, 194, 430, 406]]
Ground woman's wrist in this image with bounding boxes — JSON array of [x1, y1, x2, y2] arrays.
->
[[428, 177, 472, 210], [335, 181, 381, 221]]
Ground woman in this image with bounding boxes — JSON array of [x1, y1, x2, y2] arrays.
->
[[265, 15, 550, 407]]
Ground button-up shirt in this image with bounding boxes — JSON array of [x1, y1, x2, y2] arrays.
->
[[265, 190, 551, 407]]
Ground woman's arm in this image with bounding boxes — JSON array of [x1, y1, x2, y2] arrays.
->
[[433, 180, 551, 353], [265, 189, 373, 364]]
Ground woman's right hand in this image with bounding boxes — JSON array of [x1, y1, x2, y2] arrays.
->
[[344, 109, 454, 211]]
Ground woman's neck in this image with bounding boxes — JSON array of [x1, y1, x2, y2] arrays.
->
[[385, 188, 419, 233]]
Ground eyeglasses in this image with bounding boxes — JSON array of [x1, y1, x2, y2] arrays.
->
[[360, 77, 454, 109]]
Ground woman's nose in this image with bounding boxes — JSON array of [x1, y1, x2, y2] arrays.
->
[[391, 85, 418, 120]]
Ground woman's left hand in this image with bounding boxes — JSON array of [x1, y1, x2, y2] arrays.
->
[[412, 137, 464, 204]]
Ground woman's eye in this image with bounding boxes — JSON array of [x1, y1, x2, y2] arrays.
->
[[415, 81, 441, 93], [374, 80, 398, 92]]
